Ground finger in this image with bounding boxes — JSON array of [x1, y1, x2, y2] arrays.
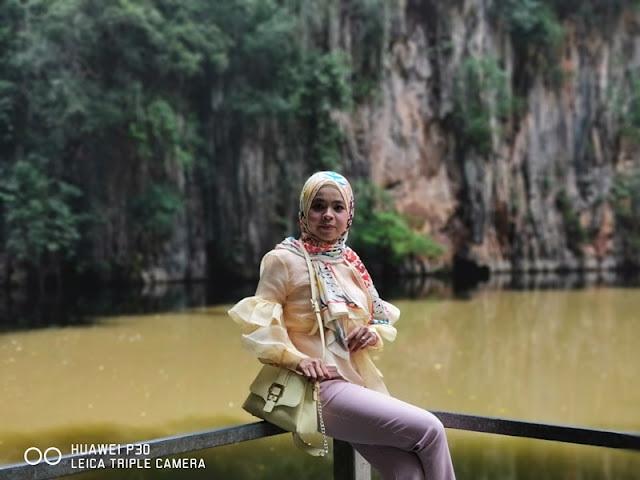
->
[[345, 329, 357, 342], [313, 362, 325, 380], [357, 333, 375, 351], [346, 325, 365, 342], [348, 327, 363, 342], [302, 362, 317, 380], [320, 362, 331, 379], [355, 337, 367, 351], [305, 366, 316, 381], [354, 331, 368, 349]]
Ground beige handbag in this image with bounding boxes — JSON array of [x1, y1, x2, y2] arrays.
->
[[242, 246, 328, 456]]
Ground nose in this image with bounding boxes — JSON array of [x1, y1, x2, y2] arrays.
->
[[322, 208, 334, 219]]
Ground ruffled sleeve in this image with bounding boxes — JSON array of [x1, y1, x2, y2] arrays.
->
[[367, 300, 400, 350], [228, 251, 309, 370]]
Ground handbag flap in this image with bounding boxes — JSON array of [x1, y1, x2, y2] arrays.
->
[[249, 365, 308, 408]]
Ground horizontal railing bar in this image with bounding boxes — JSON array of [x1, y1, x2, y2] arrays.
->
[[1, 413, 638, 480], [433, 411, 640, 450]]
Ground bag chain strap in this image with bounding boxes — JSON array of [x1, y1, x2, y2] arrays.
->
[[302, 246, 329, 455], [315, 382, 329, 454]]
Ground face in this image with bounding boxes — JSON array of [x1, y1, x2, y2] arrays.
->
[[307, 185, 349, 244]]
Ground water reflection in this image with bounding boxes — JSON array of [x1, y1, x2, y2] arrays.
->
[[0, 281, 255, 333], [388, 269, 640, 299], [3, 270, 640, 333], [485, 270, 640, 291]]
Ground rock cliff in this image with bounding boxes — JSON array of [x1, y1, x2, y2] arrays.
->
[[212, 0, 640, 281]]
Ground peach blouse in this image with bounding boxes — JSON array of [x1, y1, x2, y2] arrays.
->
[[228, 248, 399, 394]]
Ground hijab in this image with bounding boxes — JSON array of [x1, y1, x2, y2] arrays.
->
[[277, 171, 391, 360]]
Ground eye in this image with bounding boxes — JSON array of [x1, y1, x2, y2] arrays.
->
[[311, 202, 325, 211], [334, 205, 345, 212]]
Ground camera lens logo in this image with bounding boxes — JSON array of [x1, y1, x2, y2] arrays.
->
[[24, 447, 62, 466]]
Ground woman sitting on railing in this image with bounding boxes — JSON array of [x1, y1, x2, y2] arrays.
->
[[229, 171, 456, 480]]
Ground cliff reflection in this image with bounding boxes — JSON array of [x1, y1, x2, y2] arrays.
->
[[388, 269, 640, 299]]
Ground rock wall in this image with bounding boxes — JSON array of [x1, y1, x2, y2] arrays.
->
[[315, 0, 638, 275], [376, 0, 639, 273], [154, 1, 640, 281]]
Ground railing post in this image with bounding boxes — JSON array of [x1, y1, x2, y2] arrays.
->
[[333, 440, 371, 480]]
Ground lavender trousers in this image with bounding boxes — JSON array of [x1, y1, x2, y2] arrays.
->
[[319, 379, 456, 480]]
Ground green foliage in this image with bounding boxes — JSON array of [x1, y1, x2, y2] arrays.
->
[[547, 0, 640, 23], [0, 80, 16, 145], [0, 0, 22, 153], [452, 56, 520, 157], [491, 1, 637, 89], [491, 0, 563, 84], [555, 189, 586, 255], [348, 181, 446, 267], [288, 51, 353, 169], [129, 97, 200, 166], [0, 159, 84, 264], [493, 0, 563, 52], [0, 0, 384, 277], [129, 183, 183, 244], [9, 0, 227, 146], [0, 0, 250, 273], [496, 0, 563, 46], [3, 0, 224, 174], [611, 169, 640, 259], [216, 1, 355, 170], [618, 78, 640, 143], [346, 0, 386, 102], [216, 0, 300, 118]]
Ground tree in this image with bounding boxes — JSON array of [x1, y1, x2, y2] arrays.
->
[[0, 159, 84, 286]]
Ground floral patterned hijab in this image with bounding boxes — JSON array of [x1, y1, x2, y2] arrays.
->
[[277, 171, 391, 359], [297, 170, 354, 252]]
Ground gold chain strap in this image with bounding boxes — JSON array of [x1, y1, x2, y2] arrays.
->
[[314, 381, 329, 455]]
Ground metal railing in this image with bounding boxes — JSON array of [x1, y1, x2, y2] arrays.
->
[[1, 411, 639, 480]]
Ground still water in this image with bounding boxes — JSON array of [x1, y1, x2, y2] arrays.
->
[[1, 278, 639, 479]]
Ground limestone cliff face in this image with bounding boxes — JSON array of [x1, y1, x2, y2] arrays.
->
[[174, 1, 640, 281], [318, 0, 638, 275], [374, 1, 639, 273], [367, 0, 636, 274]]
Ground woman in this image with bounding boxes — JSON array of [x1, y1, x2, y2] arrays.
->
[[229, 171, 456, 480]]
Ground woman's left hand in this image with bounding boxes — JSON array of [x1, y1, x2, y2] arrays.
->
[[345, 325, 378, 352]]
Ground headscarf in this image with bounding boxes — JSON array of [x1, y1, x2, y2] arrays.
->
[[277, 171, 391, 360], [298, 170, 354, 253]]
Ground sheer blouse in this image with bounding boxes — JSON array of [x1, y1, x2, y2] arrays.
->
[[228, 248, 399, 394]]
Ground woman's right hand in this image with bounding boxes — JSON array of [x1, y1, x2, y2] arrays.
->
[[297, 358, 331, 381]]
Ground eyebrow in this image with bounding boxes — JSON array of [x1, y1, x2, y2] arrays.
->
[[312, 197, 345, 204]]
